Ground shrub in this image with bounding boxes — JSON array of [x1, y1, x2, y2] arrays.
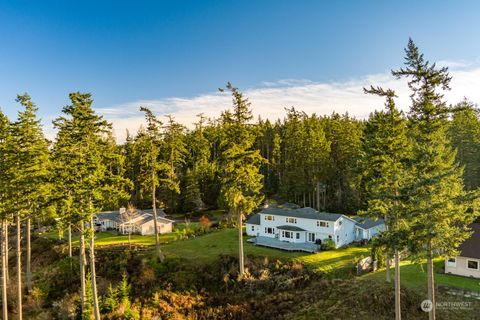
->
[[320, 239, 336, 250]]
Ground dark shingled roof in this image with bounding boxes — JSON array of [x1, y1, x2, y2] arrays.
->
[[96, 208, 167, 224], [246, 213, 261, 225], [260, 207, 343, 221], [276, 225, 306, 231], [458, 223, 480, 259], [353, 217, 385, 230]]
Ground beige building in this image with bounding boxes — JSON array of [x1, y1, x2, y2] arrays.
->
[[445, 223, 480, 279]]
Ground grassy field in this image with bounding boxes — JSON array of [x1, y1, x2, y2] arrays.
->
[[362, 258, 480, 292], [43, 227, 369, 276], [41, 222, 199, 246], [43, 227, 480, 291], [162, 228, 370, 276]]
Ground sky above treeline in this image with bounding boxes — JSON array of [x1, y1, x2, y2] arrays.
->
[[1, 0, 480, 141]]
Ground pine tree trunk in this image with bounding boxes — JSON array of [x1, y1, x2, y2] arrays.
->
[[1, 219, 8, 320], [5, 221, 8, 282], [89, 217, 100, 320], [68, 224, 72, 258], [303, 193, 306, 207], [384, 215, 391, 283], [316, 182, 320, 211], [26, 217, 31, 292], [152, 170, 164, 262], [427, 244, 436, 320], [79, 223, 86, 314], [16, 212, 22, 320], [394, 249, 401, 320], [385, 254, 391, 283], [238, 209, 244, 278]]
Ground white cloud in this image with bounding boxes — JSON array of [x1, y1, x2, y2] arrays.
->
[[44, 62, 480, 143]]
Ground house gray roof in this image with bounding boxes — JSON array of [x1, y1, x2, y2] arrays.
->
[[353, 216, 385, 230], [246, 213, 261, 225], [95, 208, 166, 224], [458, 223, 480, 259], [260, 207, 343, 222], [139, 208, 166, 218], [140, 215, 174, 225], [276, 225, 306, 231]]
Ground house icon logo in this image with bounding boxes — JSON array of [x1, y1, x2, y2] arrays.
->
[[421, 299, 433, 312]]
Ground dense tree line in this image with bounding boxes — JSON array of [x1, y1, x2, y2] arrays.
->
[[0, 39, 480, 319]]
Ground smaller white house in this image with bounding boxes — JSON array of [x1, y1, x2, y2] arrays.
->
[[445, 223, 480, 279], [95, 208, 174, 236], [353, 216, 385, 241], [246, 204, 385, 251]]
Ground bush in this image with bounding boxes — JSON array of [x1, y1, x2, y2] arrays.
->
[[320, 239, 336, 250]]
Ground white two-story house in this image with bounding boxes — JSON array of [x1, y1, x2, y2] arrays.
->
[[246, 205, 384, 249]]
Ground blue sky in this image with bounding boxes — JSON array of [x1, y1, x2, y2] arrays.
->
[[1, 0, 480, 140]]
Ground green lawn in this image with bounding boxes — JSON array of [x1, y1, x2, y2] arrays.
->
[[362, 258, 480, 292], [162, 228, 370, 276], [43, 227, 370, 277]]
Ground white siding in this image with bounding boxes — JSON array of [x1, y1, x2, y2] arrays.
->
[[445, 256, 480, 278], [246, 224, 260, 236], [140, 220, 173, 235], [334, 217, 356, 247]]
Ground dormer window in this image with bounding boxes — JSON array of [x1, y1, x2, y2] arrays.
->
[[265, 215, 274, 221], [317, 221, 329, 227], [286, 217, 297, 224]]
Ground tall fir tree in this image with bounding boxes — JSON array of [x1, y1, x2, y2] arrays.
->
[[392, 39, 479, 320], [362, 86, 411, 320], [53, 92, 128, 319], [11, 94, 51, 294], [448, 99, 480, 190], [219, 83, 266, 277], [139, 107, 167, 262], [9, 94, 51, 319], [0, 109, 11, 320]]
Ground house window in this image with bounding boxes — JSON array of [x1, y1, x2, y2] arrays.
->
[[296, 233, 300, 239], [265, 215, 274, 221], [308, 233, 315, 242], [283, 231, 293, 239], [265, 227, 274, 234], [317, 221, 329, 227], [467, 259, 479, 270], [286, 217, 297, 223], [328, 235, 333, 240], [336, 235, 339, 243], [251, 226, 255, 231], [447, 258, 456, 268], [338, 220, 342, 226]]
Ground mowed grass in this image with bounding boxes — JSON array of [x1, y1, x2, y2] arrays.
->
[[44, 227, 370, 276], [362, 258, 480, 292], [162, 228, 370, 275]]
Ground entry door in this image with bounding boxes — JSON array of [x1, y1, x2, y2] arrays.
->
[[308, 232, 316, 242]]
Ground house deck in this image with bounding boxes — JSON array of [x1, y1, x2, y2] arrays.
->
[[248, 236, 319, 253]]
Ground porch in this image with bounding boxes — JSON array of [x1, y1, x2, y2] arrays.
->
[[248, 236, 319, 253]]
